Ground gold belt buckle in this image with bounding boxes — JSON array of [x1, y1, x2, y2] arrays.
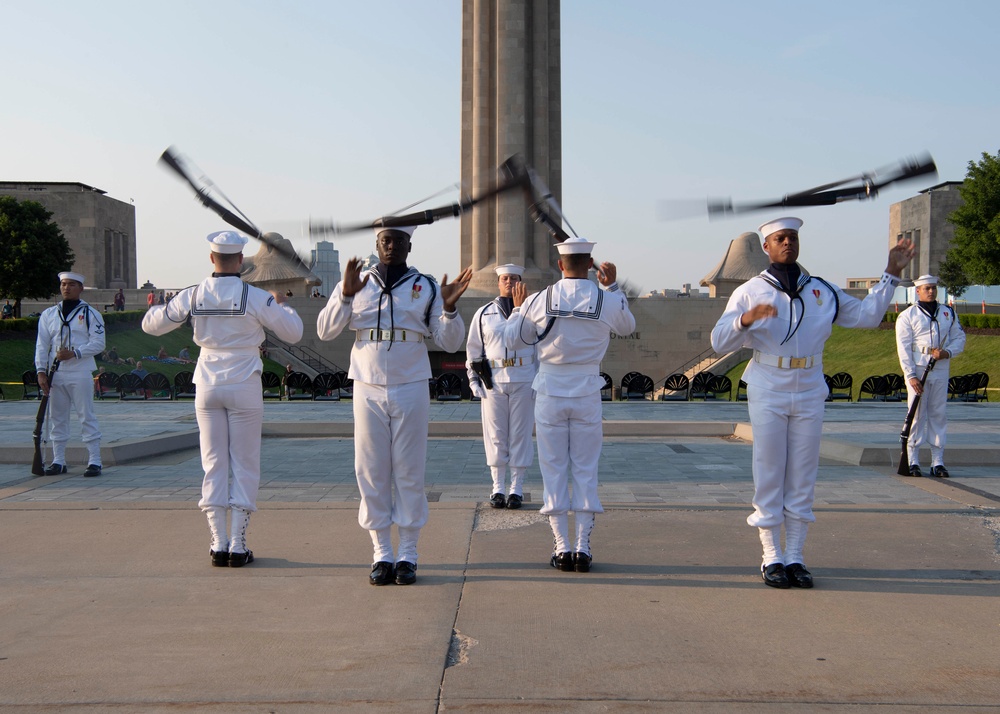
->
[[789, 357, 807, 369], [502, 358, 515, 367]]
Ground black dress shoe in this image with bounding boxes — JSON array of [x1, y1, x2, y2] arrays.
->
[[369, 561, 394, 586], [784, 562, 814, 589], [44, 463, 67, 475], [229, 550, 254, 568], [573, 552, 592, 573], [761, 562, 790, 589], [506, 494, 522, 509], [909, 464, 923, 477], [490, 493, 507, 508], [931, 465, 950, 478], [395, 561, 417, 586], [83, 464, 102, 478], [210, 549, 229, 567], [550, 552, 573, 571]]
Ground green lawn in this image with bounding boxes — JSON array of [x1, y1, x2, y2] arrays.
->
[[0, 321, 287, 392], [723, 325, 999, 400]]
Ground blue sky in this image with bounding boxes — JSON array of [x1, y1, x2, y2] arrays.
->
[[3, 1, 998, 294]]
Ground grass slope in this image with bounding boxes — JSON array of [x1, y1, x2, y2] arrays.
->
[[0, 322, 287, 390]]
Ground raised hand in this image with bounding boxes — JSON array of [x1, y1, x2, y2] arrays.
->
[[512, 281, 529, 308], [342, 257, 369, 297], [885, 236, 916, 277], [596, 261, 617, 286], [441, 267, 473, 311]]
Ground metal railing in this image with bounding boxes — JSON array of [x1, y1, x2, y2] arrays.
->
[[262, 333, 346, 375], [654, 345, 719, 387]]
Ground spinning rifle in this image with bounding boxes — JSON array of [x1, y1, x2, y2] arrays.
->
[[159, 147, 311, 273], [707, 154, 937, 219], [307, 156, 532, 239]]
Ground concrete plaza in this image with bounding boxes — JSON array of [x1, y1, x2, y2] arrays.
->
[[1, 398, 998, 711]]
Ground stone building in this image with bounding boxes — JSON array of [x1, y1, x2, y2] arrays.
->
[[0, 181, 137, 289], [699, 232, 769, 298], [888, 181, 964, 282]]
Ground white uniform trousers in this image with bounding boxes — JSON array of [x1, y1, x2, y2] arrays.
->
[[535, 391, 604, 515], [746, 383, 827, 528], [481, 381, 535, 469], [906, 374, 948, 466], [47, 369, 102, 465], [195, 377, 264, 512], [353, 380, 430, 532]]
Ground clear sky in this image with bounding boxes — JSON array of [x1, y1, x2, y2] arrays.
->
[[3, 1, 998, 294]]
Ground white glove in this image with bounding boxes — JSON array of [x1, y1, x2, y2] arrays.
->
[[471, 382, 488, 400]]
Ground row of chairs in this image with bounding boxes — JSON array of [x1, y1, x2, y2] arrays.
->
[[278, 371, 354, 401], [851, 372, 989, 402], [949, 372, 989, 402], [613, 371, 733, 401]]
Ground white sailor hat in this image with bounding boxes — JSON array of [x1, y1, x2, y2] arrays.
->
[[58, 271, 86, 285], [758, 216, 803, 239], [555, 236, 596, 255], [207, 230, 249, 254], [375, 225, 417, 238], [913, 274, 939, 287], [494, 263, 525, 277]]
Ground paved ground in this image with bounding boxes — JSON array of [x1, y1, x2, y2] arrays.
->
[[1, 398, 999, 711]]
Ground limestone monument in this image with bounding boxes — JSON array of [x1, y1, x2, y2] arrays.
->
[[461, 0, 563, 294]]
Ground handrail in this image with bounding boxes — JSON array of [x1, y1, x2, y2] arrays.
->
[[655, 345, 718, 387], [262, 332, 346, 375]]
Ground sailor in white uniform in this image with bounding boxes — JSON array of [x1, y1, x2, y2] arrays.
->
[[711, 217, 914, 589], [504, 236, 635, 573], [466, 263, 537, 509], [34, 271, 106, 477], [895, 274, 965, 477], [142, 231, 303, 567], [317, 225, 472, 586]]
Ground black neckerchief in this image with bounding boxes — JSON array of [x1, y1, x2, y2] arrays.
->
[[371, 262, 414, 350], [495, 296, 514, 318], [61, 299, 81, 319], [766, 262, 802, 294], [375, 262, 409, 290], [917, 300, 939, 319], [760, 263, 808, 345], [211, 272, 242, 278]]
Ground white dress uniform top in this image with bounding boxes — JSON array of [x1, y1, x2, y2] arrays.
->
[[504, 238, 635, 563], [34, 272, 105, 470], [466, 265, 537, 502], [711, 222, 900, 575], [143, 231, 303, 564], [316, 259, 466, 567], [895, 276, 965, 471]]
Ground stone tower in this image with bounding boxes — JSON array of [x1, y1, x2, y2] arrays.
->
[[460, 0, 563, 294]]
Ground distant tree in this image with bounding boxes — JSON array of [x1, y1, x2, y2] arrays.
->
[[943, 150, 1000, 288], [0, 196, 75, 318], [937, 257, 970, 299]]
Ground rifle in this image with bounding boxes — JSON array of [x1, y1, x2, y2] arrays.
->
[[31, 360, 60, 476], [896, 357, 936, 476]]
